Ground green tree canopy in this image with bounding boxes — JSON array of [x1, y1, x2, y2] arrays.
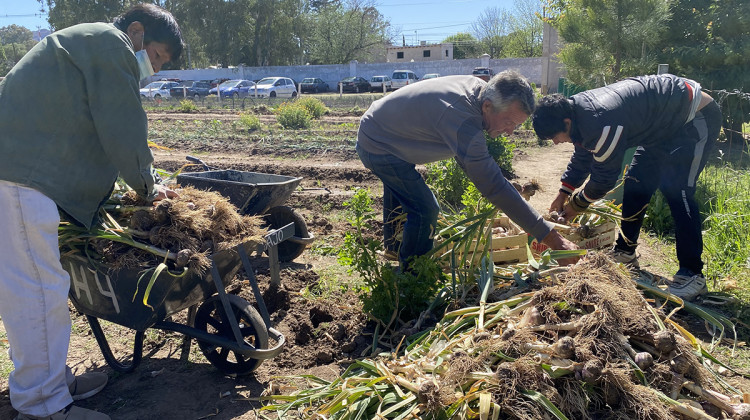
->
[[545, 0, 671, 87], [657, 0, 750, 138], [442, 32, 480, 59]]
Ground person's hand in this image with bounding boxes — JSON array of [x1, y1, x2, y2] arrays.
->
[[549, 192, 569, 214], [540, 230, 580, 266], [152, 184, 179, 201], [560, 202, 579, 223]]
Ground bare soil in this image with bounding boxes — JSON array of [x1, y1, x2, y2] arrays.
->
[[0, 110, 736, 420]]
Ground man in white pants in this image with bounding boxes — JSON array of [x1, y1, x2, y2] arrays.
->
[[0, 4, 183, 419]]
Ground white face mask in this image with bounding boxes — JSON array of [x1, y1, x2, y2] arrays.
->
[[135, 36, 155, 80]]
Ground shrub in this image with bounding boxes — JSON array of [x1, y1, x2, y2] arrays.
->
[[238, 113, 261, 131], [296, 96, 329, 119], [274, 102, 312, 129], [337, 188, 445, 323], [425, 133, 515, 209], [176, 99, 198, 113]]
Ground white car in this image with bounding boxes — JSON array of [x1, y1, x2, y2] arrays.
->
[[369, 75, 392, 92], [422, 73, 440, 80], [140, 81, 179, 99], [252, 77, 298, 98]]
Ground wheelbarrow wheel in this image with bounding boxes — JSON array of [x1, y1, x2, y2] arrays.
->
[[194, 295, 269, 376], [264, 205, 308, 262]]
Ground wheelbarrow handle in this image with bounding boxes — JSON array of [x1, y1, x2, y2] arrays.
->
[[186, 155, 211, 171]]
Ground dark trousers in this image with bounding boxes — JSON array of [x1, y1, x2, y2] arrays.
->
[[356, 143, 440, 267], [615, 101, 722, 275]]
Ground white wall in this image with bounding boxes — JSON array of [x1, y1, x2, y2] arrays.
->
[[149, 57, 543, 90]]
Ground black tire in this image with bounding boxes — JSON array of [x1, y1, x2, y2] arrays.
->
[[193, 93, 200, 100], [314, 87, 318, 93], [154, 94, 161, 99], [355, 86, 360, 93], [233, 92, 239, 99], [264, 205, 308, 262], [194, 295, 269, 376], [291, 91, 297, 98], [270, 91, 277, 98]]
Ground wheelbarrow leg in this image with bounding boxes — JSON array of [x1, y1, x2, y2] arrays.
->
[[180, 304, 198, 362], [85, 314, 144, 373]]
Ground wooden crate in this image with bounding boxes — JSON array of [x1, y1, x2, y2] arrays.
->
[[528, 220, 618, 254], [463, 216, 528, 265]]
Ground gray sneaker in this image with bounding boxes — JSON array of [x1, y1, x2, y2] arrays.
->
[[668, 272, 708, 301], [611, 249, 640, 269], [16, 404, 110, 420], [69, 372, 108, 401]]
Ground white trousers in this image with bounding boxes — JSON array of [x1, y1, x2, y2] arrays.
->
[[0, 180, 74, 417]]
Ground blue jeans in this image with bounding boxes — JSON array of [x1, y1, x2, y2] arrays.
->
[[356, 144, 440, 266]]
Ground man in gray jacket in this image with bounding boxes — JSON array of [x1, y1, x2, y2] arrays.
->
[[533, 74, 721, 300], [0, 4, 183, 419], [356, 70, 577, 269]]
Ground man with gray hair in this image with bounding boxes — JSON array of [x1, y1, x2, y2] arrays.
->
[[356, 70, 577, 269]]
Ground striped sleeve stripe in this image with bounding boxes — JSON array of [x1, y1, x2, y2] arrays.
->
[[592, 126, 611, 153], [593, 125, 623, 163], [581, 190, 596, 204], [560, 182, 576, 194]]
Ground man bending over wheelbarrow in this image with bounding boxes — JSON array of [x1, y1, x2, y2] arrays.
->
[[0, 4, 183, 419], [356, 70, 579, 271]]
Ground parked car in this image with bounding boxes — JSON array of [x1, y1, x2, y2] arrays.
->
[[422, 73, 441, 80], [391, 69, 419, 89], [169, 80, 212, 99], [252, 77, 298, 98], [369, 75, 392, 92], [300, 77, 329, 93], [337, 76, 370, 93], [472, 67, 494, 81], [140, 81, 179, 99], [208, 79, 256, 99]]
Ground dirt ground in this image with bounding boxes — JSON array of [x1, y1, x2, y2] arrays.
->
[[0, 110, 720, 420]]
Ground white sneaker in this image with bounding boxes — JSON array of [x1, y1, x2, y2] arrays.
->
[[668, 273, 708, 301], [16, 404, 110, 420], [611, 249, 639, 269]]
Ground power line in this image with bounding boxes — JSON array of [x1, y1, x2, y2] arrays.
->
[[0, 13, 47, 19]]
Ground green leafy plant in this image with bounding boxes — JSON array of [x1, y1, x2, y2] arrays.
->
[[337, 188, 444, 325], [176, 99, 198, 113], [296, 96, 329, 119], [238, 112, 261, 131], [274, 102, 312, 129], [425, 133, 516, 209]]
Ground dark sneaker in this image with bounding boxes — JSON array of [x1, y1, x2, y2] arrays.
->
[[69, 372, 108, 401], [16, 404, 110, 420], [668, 269, 708, 300], [610, 248, 640, 269]]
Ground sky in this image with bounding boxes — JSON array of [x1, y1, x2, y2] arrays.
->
[[2, 0, 515, 43]]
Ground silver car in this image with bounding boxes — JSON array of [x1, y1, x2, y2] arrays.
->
[[369, 75, 392, 92], [252, 77, 298, 98]]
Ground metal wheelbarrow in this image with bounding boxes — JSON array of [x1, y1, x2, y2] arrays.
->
[[65, 226, 294, 376], [176, 156, 315, 263]]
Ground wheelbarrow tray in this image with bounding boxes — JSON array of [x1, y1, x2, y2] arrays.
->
[[176, 170, 302, 215], [64, 242, 254, 331]]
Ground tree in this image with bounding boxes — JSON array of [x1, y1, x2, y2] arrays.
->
[[471, 6, 511, 58], [305, 0, 389, 64], [501, 0, 544, 58], [658, 0, 750, 141], [442, 32, 480, 59], [0, 25, 34, 44], [545, 0, 671, 87], [0, 25, 36, 76]]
